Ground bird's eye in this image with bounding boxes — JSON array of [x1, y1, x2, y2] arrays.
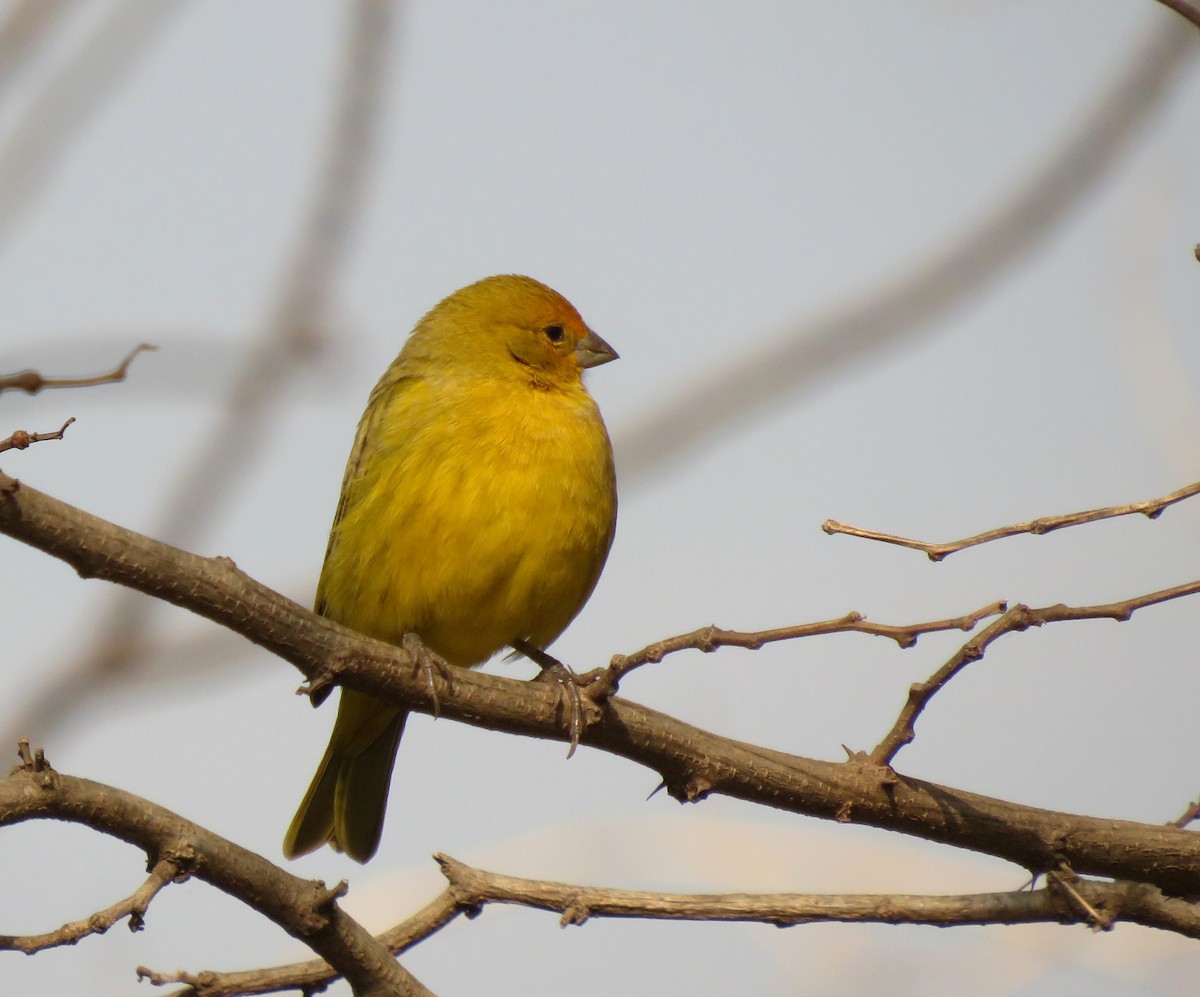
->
[[543, 324, 565, 343]]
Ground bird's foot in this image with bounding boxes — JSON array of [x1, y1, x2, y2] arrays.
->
[[513, 639, 587, 757], [402, 632, 453, 718]]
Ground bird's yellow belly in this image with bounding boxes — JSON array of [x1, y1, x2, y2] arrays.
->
[[318, 383, 615, 667]]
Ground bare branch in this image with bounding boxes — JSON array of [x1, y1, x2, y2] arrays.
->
[[164, 848, 1200, 996], [823, 478, 1200, 561], [0, 743, 431, 997], [143, 889, 462, 997], [432, 854, 1200, 938], [616, 19, 1195, 484], [872, 580, 1200, 765], [142, 848, 1200, 997], [593, 601, 1007, 696], [5, 472, 1200, 897], [0, 856, 179, 954], [0, 417, 74, 454], [0, 344, 155, 395], [871, 605, 1034, 766]]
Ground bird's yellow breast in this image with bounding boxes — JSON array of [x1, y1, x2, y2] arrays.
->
[[316, 369, 616, 666]]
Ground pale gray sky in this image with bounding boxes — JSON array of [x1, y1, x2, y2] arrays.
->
[[3, 2, 1200, 994]]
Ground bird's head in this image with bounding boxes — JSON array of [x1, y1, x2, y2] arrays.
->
[[414, 274, 618, 388]]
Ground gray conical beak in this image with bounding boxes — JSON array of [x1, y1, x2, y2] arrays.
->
[[574, 329, 619, 369]]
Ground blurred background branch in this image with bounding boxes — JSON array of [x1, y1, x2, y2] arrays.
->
[[1153, 0, 1200, 30], [8, 0, 401, 742], [0, 0, 74, 97], [615, 18, 1195, 482], [0, 0, 187, 263]]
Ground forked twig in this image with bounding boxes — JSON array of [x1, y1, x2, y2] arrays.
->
[[0, 859, 180, 953], [872, 580, 1200, 764]]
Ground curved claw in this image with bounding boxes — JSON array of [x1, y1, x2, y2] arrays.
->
[[512, 639, 586, 756]]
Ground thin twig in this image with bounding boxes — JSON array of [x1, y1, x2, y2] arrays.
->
[[1168, 797, 1200, 829], [871, 579, 1200, 764], [0, 858, 180, 954], [0, 344, 155, 395], [823, 478, 1200, 561], [593, 601, 1007, 695], [1048, 862, 1114, 932], [0, 416, 74, 454]]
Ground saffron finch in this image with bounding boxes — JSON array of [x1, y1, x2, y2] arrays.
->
[[284, 274, 618, 862]]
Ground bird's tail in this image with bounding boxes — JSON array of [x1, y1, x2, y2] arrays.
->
[[283, 689, 407, 863]]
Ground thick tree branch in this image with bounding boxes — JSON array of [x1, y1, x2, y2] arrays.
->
[[4, 472, 1200, 900], [0, 744, 431, 997], [823, 478, 1200, 560]]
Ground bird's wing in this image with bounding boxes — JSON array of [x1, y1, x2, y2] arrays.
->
[[315, 368, 418, 617]]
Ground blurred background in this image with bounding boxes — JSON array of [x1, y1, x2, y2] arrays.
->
[[2, 1, 1200, 994]]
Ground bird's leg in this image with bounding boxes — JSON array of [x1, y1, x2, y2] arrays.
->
[[402, 632, 453, 718], [512, 638, 585, 757]]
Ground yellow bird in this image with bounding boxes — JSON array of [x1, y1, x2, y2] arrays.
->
[[284, 274, 618, 862]]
